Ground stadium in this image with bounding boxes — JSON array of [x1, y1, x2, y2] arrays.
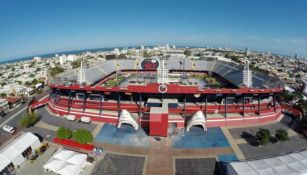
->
[[32, 56, 283, 137]]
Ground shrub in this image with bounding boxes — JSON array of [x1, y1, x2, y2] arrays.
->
[[256, 128, 271, 145], [86, 156, 95, 163], [57, 127, 72, 139], [40, 145, 47, 153], [20, 112, 40, 128], [302, 116, 307, 130], [275, 129, 289, 142], [72, 129, 92, 144]]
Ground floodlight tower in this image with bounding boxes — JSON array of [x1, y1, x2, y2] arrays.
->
[[78, 61, 85, 85], [243, 61, 253, 88], [157, 58, 170, 84]]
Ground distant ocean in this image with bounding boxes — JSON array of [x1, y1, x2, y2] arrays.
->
[[0, 46, 142, 65]]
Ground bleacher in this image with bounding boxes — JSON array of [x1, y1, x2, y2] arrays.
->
[[50, 57, 282, 89], [116, 59, 136, 70]]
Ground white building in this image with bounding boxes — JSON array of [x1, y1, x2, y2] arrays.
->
[[0, 132, 41, 175], [113, 48, 120, 55], [59, 55, 77, 65], [33, 56, 42, 62]]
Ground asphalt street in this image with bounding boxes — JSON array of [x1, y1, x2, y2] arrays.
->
[[0, 90, 49, 145]]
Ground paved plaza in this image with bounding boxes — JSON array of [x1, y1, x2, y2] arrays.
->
[[172, 127, 231, 148], [91, 153, 146, 175], [95, 123, 150, 147], [175, 157, 218, 175]]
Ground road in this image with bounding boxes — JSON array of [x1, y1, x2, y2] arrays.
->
[[0, 90, 50, 145]]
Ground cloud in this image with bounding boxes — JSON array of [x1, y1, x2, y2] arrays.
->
[[289, 38, 307, 44], [247, 35, 258, 40], [190, 35, 208, 39], [190, 34, 230, 41], [273, 37, 307, 44]]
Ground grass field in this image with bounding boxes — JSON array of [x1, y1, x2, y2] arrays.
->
[[191, 74, 221, 87], [103, 75, 125, 87]]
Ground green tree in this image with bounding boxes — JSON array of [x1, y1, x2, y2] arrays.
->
[[142, 50, 151, 58], [72, 129, 93, 144], [229, 55, 240, 63], [275, 129, 289, 142], [71, 60, 82, 69], [256, 128, 271, 145], [32, 79, 38, 85], [0, 93, 7, 97], [0, 82, 7, 86], [183, 49, 192, 57], [49, 66, 64, 76], [57, 127, 72, 139], [20, 113, 40, 128]]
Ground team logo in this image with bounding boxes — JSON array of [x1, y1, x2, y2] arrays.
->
[[158, 84, 168, 93], [140, 58, 159, 70]]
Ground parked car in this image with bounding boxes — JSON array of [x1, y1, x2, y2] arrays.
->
[[80, 116, 91, 123], [2, 124, 16, 134], [65, 115, 76, 121]]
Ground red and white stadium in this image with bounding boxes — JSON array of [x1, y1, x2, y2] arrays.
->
[[31, 57, 283, 137]]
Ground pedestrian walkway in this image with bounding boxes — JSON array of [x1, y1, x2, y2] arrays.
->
[[221, 127, 245, 160], [92, 122, 104, 137], [146, 137, 172, 175], [36, 120, 58, 131]]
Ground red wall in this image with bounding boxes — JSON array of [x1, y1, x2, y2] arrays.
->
[[149, 113, 168, 137]]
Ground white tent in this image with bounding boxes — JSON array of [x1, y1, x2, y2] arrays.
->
[[43, 148, 87, 175], [117, 109, 139, 130], [186, 111, 207, 132], [0, 132, 41, 173], [226, 150, 307, 175]]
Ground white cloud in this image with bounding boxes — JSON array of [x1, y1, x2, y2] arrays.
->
[[272, 37, 307, 44], [289, 38, 307, 44]]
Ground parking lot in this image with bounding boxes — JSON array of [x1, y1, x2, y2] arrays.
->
[[36, 107, 97, 132]]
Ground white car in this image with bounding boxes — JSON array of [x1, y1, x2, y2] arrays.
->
[[2, 125, 16, 134], [65, 115, 76, 121]]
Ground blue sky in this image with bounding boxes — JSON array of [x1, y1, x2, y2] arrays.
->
[[1, 0, 307, 61]]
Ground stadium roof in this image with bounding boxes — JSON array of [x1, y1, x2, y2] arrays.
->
[[50, 57, 283, 89]]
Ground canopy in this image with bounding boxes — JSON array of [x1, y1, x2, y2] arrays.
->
[[226, 150, 307, 175], [0, 132, 40, 172], [43, 148, 87, 175], [186, 110, 207, 132], [117, 109, 139, 130]]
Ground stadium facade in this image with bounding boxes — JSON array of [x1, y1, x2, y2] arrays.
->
[[32, 57, 283, 137]]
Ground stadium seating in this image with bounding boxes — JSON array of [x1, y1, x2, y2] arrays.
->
[[51, 57, 282, 88]]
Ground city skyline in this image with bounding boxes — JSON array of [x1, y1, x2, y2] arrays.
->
[[1, 0, 307, 61]]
